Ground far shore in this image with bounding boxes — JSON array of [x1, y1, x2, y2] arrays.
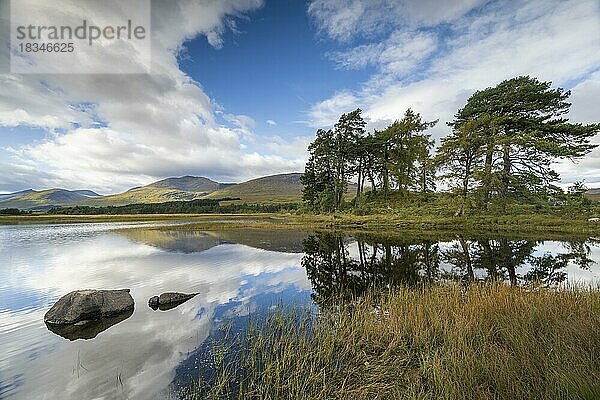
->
[[2, 212, 600, 239]]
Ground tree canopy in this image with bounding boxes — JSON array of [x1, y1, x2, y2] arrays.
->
[[302, 76, 599, 214]]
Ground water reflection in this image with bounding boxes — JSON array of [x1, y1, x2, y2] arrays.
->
[[0, 223, 598, 399], [0, 223, 309, 400], [45, 308, 134, 341], [302, 233, 597, 306]]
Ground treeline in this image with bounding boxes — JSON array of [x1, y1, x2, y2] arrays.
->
[[0, 208, 30, 215], [47, 199, 299, 215], [302, 76, 599, 213]]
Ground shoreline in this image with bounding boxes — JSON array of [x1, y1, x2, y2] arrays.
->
[[2, 212, 600, 238]]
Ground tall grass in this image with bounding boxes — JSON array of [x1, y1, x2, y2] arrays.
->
[[196, 284, 600, 399]]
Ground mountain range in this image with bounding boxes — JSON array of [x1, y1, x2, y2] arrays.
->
[[0, 173, 303, 210]]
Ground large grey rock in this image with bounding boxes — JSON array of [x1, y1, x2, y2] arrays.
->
[[44, 289, 134, 325], [148, 292, 198, 311]]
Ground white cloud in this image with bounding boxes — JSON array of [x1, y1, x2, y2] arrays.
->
[[266, 119, 277, 126], [308, 0, 485, 42], [306, 90, 360, 128], [0, 0, 311, 193], [307, 0, 600, 186]]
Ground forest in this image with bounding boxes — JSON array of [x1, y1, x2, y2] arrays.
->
[[301, 76, 600, 215]]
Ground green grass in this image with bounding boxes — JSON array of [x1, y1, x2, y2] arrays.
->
[[196, 284, 600, 399]]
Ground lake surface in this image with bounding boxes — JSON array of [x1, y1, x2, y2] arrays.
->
[[1, 222, 599, 399]]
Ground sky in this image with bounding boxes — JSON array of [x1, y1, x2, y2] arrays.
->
[[0, 0, 598, 194]]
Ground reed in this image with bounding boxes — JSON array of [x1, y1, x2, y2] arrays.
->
[[196, 284, 600, 399]]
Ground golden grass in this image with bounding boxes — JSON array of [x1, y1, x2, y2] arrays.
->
[[2, 209, 600, 237], [198, 284, 600, 399]]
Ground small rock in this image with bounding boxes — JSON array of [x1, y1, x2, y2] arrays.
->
[[148, 292, 198, 311], [588, 217, 600, 223], [148, 295, 159, 308]]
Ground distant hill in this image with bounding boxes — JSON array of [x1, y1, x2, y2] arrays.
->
[[146, 176, 232, 192], [79, 176, 230, 207], [0, 189, 94, 210], [0, 189, 35, 201], [206, 173, 303, 202], [73, 190, 101, 197], [0, 174, 304, 210]]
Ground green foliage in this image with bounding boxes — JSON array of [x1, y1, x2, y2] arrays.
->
[[302, 108, 438, 212], [47, 198, 299, 215], [439, 76, 599, 209], [303, 76, 599, 217], [0, 208, 28, 215], [374, 109, 437, 194], [302, 109, 366, 212]]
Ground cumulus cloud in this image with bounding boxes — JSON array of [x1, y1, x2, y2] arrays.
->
[[266, 119, 277, 126], [0, 0, 309, 193], [307, 0, 600, 186]]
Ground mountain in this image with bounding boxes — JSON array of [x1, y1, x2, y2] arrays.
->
[[0, 189, 35, 201], [79, 176, 230, 207], [73, 190, 101, 197], [206, 173, 303, 202], [0, 189, 94, 210], [0, 174, 303, 210], [146, 176, 232, 192]]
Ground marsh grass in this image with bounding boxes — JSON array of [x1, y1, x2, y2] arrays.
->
[[196, 284, 600, 399]]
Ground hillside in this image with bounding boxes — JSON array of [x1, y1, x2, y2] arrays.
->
[[206, 173, 303, 202], [0, 189, 35, 201], [79, 176, 228, 207], [73, 190, 101, 197], [1, 174, 304, 210], [0, 189, 94, 210], [586, 188, 600, 202], [146, 176, 232, 192]]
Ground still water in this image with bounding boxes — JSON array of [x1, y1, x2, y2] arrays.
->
[[1, 222, 599, 399]]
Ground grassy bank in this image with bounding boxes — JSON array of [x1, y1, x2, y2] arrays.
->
[[2, 196, 600, 237], [198, 284, 600, 400]]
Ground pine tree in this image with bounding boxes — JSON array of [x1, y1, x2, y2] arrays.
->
[[451, 76, 599, 200]]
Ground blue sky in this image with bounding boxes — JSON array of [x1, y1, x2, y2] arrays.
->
[[0, 0, 599, 193], [180, 0, 373, 138]]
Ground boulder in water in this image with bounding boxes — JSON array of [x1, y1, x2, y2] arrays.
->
[[44, 289, 134, 326]]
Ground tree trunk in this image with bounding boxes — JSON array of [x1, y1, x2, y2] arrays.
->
[[501, 144, 511, 199], [368, 172, 376, 193], [383, 144, 390, 196], [482, 142, 494, 209], [356, 158, 362, 198]]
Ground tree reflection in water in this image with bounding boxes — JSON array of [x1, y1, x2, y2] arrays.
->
[[302, 233, 595, 307]]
